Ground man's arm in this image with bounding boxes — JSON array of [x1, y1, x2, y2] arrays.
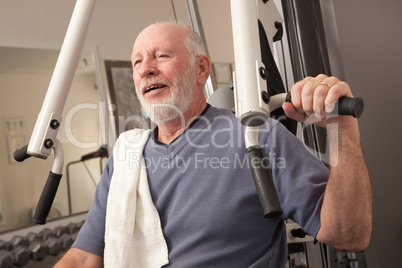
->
[[54, 248, 103, 268], [317, 119, 372, 250], [283, 74, 372, 251]]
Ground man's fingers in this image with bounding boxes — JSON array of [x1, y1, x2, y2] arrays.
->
[[290, 75, 353, 119], [313, 84, 329, 119], [291, 76, 312, 114], [324, 81, 354, 113], [282, 102, 306, 122], [311, 76, 338, 118]]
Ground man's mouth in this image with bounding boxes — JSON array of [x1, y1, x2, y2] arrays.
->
[[144, 84, 167, 94]]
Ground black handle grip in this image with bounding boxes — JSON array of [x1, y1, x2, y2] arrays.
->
[[285, 92, 364, 118], [33, 171, 62, 225], [334, 96, 364, 118], [13, 144, 31, 162], [246, 146, 283, 218]]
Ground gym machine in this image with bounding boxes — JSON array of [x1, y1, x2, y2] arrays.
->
[[229, 0, 363, 218], [13, 0, 98, 225], [13, 0, 364, 227], [10, 5, 365, 267]]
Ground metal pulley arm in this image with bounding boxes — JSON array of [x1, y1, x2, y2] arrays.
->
[[230, 0, 364, 218], [14, 0, 98, 224], [231, 0, 283, 218]]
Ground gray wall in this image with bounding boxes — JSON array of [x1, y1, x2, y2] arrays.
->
[[333, 1, 402, 267], [0, 0, 179, 63]]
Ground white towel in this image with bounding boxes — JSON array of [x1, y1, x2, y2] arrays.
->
[[104, 129, 169, 268]]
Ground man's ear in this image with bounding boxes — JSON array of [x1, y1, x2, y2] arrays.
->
[[196, 55, 211, 85]]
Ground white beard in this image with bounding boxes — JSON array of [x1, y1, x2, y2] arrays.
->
[[138, 62, 196, 126]]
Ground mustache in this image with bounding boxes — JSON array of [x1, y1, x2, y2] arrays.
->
[[140, 77, 171, 93]]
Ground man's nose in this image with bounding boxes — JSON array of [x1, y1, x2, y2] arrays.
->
[[138, 58, 158, 78]]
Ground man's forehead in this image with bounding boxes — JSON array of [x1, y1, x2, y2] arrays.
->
[[132, 39, 174, 57], [132, 25, 186, 56]]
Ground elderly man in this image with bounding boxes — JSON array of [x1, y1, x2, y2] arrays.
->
[[55, 21, 371, 267]]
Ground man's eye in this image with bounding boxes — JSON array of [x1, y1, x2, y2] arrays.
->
[[134, 60, 142, 66]]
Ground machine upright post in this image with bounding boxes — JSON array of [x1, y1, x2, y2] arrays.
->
[[27, 0, 98, 159]]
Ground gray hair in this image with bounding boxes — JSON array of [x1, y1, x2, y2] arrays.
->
[[149, 21, 207, 58]]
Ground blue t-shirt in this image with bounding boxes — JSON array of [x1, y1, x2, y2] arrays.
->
[[73, 105, 328, 267]]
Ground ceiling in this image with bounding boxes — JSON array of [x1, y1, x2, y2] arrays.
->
[[0, 47, 94, 75]]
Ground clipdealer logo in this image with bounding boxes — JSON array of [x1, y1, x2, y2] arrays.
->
[[128, 151, 286, 174], [62, 101, 339, 167]]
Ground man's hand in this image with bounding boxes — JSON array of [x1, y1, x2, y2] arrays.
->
[[282, 74, 356, 132]]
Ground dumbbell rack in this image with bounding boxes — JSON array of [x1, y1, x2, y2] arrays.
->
[[0, 213, 86, 267]]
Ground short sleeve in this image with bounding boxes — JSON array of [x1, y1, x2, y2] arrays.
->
[[72, 155, 114, 256], [261, 119, 329, 238]]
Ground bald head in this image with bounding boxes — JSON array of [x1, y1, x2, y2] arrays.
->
[[133, 22, 206, 61]]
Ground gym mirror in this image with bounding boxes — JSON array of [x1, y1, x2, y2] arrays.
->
[[0, 46, 107, 233]]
